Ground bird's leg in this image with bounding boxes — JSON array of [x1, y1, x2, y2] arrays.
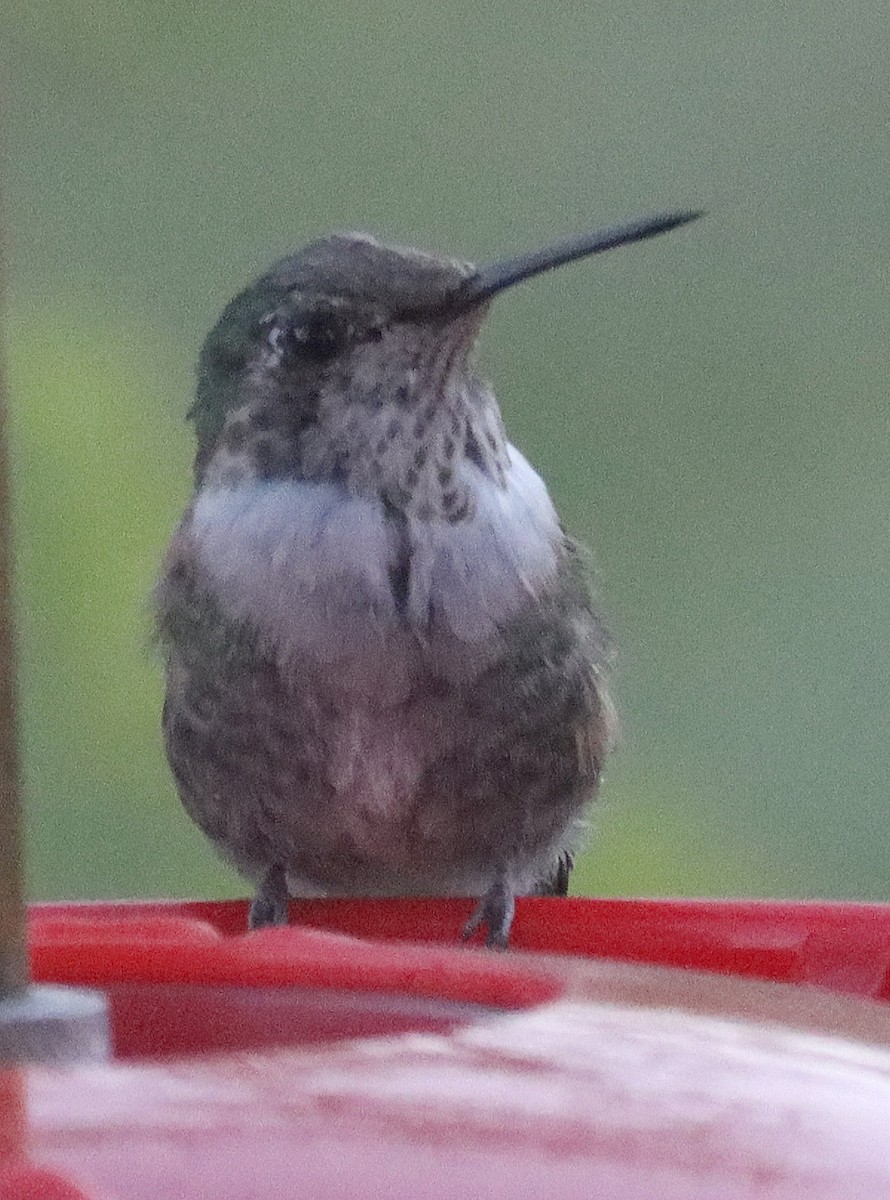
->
[[534, 850, 574, 897], [248, 864, 289, 929], [462, 875, 516, 950], [551, 850, 574, 896]]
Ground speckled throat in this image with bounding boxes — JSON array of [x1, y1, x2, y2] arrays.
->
[[202, 308, 510, 523]]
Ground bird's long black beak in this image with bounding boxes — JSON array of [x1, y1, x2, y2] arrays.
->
[[448, 209, 703, 312]]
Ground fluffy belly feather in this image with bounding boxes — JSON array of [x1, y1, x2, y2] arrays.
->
[[160, 449, 609, 914]]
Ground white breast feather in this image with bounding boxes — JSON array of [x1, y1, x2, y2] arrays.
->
[[190, 445, 561, 661]]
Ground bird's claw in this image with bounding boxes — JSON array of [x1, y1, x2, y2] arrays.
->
[[462, 877, 516, 950], [249, 864, 289, 929]]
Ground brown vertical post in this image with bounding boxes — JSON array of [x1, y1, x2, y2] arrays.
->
[[0, 365, 108, 1063], [0, 341, 26, 997], [0, 149, 107, 1063]]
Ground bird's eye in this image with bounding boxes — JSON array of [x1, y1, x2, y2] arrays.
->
[[288, 311, 349, 362]]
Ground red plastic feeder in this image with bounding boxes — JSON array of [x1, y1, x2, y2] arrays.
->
[[0, 894, 886, 1198]]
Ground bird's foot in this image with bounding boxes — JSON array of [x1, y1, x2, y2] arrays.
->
[[462, 877, 516, 950], [534, 850, 574, 897], [248, 864, 289, 930], [552, 849, 574, 897]]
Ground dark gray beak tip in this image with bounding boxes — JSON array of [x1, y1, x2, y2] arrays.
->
[[454, 207, 704, 310]]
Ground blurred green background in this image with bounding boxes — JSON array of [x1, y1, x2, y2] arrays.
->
[[5, 1, 888, 903]]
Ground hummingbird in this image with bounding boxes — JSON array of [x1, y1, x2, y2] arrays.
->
[[156, 209, 700, 947]]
